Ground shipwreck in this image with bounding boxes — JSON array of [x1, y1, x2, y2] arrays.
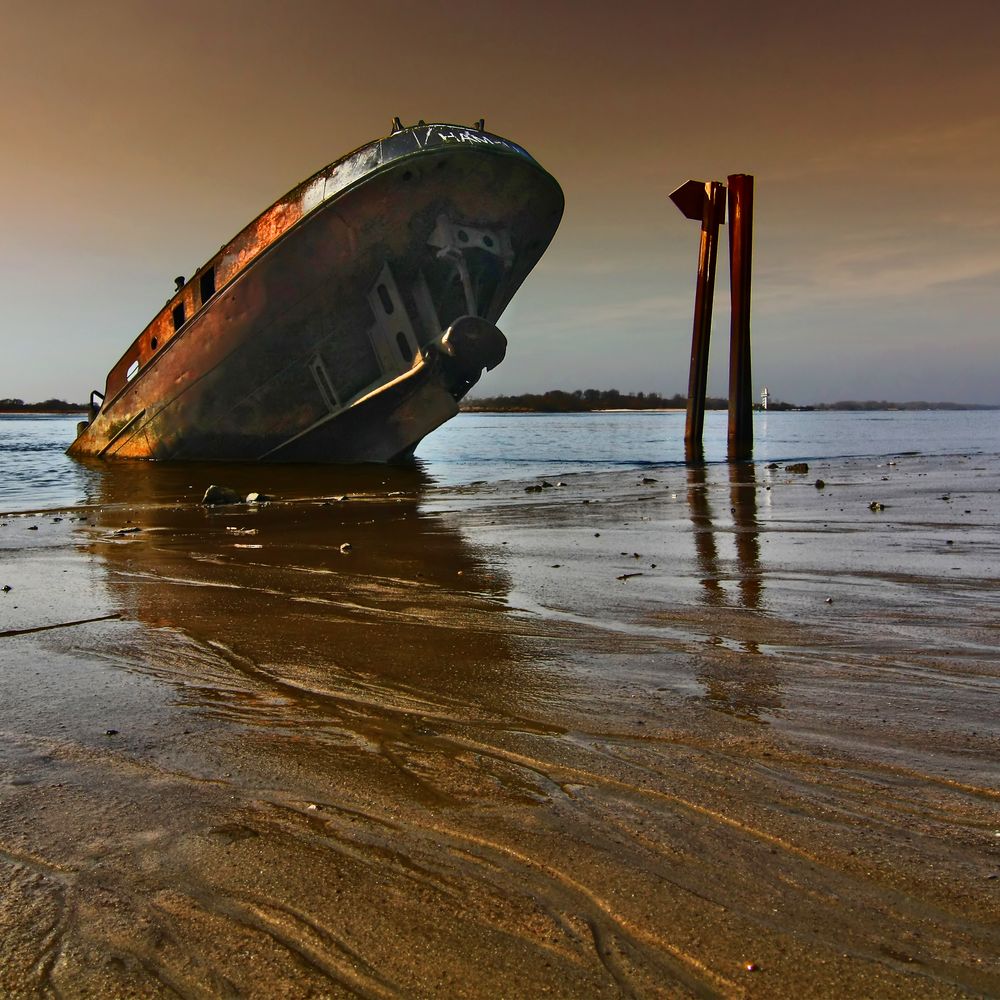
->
[[68, 119, 563, 463]]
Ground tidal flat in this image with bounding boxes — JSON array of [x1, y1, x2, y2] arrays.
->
[[1, 455, 998, 998]]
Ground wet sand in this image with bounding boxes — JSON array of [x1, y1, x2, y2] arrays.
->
[[1, 455, 998, 998]]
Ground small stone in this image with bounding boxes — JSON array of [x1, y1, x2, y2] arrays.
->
[[814, 479, 826, 489], [785, 462, 809, 474], [28, 525, 38, 531], [540, 481, 554, 488], [642, 477, 658, 484], [202, 485, 243, 506], [825, 597, 833, 603], [2, 585, 11, 593], [869, 501, 885, 511], [525, 484, 543, 493], [339, 542, 352, 554], [245, 492, 273, 504], [105, 729, 119, 736], [594, 532, 601, 537], [745, 962, 760, 972]]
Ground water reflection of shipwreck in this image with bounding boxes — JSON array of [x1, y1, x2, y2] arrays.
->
[[68, 120, 563, 463]]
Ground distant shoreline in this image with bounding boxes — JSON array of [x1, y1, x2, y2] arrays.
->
[[0, 408, 86, 415], [460, 390, 998, 414], [461, 404, 999, 414]]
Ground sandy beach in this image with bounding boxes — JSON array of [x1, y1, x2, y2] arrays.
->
[[1, 454, 998, 998]]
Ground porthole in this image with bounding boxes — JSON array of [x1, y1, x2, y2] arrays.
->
[[457, 229, 469, 243], [483, 235, 494, 248], [376, 284, 395, 314], [200, 267, 216, 303], [151, 337, 158, 350]]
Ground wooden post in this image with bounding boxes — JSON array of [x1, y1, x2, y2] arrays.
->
[[671, 180, 726, 463], [727, 174, 754, 460]]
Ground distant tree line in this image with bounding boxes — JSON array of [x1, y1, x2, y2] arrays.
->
[[0, 398, 87, 413], [461, 391, 997, 413], [461, 389, 729, 412], [813, 400, 998, 411]]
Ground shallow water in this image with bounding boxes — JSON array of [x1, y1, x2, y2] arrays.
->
[[2, 408, 999, 512]]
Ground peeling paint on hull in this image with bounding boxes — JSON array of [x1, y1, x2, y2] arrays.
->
[[68, 124, 564, 463]]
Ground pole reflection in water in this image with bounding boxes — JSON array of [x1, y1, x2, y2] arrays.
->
[[685, 463, 724, 606], [687, 462, 781, 719], [729, 460, 762, 616]]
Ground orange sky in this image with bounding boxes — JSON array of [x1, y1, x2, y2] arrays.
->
[[2, 0, 998, 403]]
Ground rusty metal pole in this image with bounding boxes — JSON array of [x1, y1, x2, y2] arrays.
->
[[727, 174, 754, 460], [671, 180, 725, 463]]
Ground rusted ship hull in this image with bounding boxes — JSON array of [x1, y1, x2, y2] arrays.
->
[[68, 123, 563, 462]]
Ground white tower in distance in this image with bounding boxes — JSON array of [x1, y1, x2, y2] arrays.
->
[[760, 386, 769, 410]]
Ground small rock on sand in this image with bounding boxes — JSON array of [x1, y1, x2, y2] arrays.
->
[[202, 485, 243, 506], [785, 462, 809, 474]]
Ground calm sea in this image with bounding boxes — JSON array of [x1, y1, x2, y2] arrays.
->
[[1, 409, 997, 512]]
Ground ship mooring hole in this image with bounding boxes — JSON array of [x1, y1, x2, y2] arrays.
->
[[172, 303, 186, 331], [396, 332, 413, 363], [377, 284, 395, 315], [150, 337, 158, 350]]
